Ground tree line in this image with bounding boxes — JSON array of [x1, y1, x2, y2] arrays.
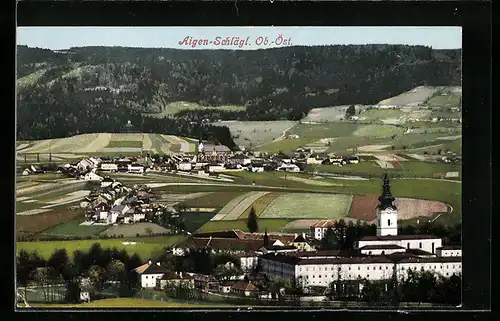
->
[[17, 44, 460, 141], [16, 244, 142, 304]]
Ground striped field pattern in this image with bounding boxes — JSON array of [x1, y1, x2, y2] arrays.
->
[[222, 192, 270, 220], [210, 192, 261, 221]]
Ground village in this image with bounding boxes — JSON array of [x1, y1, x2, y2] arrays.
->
[[21, 138, 364, 178]]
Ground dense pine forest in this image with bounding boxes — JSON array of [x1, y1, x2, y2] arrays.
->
[[16, 45, 461, 143]]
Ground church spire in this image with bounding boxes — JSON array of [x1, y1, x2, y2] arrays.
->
[[263, 229, 269, 247], [378, 172, 396, 210]]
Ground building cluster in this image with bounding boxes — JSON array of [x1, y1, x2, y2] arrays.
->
[[153, 173, 462, 296], [143, 140, 361, 175], [82, 177, 164, 225]]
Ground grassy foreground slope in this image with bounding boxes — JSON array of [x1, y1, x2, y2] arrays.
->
[[16, 235, 187, 260], [17, 298, 238, 308]]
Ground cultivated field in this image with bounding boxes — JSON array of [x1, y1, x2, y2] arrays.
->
[[282, 219, 322, 230], [196, 219, 291, 233], [210, 192, 271, 221], [16, 207, 85, 233], [426, 87, 462, 107], [358, 109, 404, 123], [302, 105, 368, 123], [308, 160, 461, 179], [377, 86, 441, 106], [100, 223, 169, 237], [182, 192, 245, 209], [259, 122, 360, 153], [41, 219, 109, 236], [352, 125, 404, 138], [16, 133, 196, 156], [282, 175, 345, 186], [16, 235, 187, 260], [210, 120, 297, 149], [260, 193, 353, 220], [180, 212, 217, 232]]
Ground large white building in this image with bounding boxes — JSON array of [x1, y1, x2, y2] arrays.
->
[[258, 173, 461, 289], [134, 261, 169, 289]]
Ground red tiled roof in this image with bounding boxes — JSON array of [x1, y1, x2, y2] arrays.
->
[[231, 282, 260, 291], [310, 220, 336, 228]]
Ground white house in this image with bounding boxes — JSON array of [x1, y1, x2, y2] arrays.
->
[[277, 164, 300, 172], [178, 162, 192, 171], [83, 172, 104, 181], [310, 220, 336, 240], [100, 163, 118, 172], [128, 164, 144, 174], [107, 204, 130, 224], [134, 261, 169, 289], [239, 253, 259, 271], [89, 157, 102, 168], [77, 158, 95, 171], [79, 277, 92, 303], [248, 166, 264, 173], [208, 164, 225, 172], [101, 177, 115, 188], [306, 157, 324, 165]]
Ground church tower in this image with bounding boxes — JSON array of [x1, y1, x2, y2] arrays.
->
[[376, 172, 398, 236]]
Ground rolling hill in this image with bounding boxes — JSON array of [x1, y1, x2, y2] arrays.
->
[[16, 133, 197, 156], [16, 45, 460, 142]]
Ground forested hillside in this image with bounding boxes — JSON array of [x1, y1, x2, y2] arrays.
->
[[16, 45, 461, 142]]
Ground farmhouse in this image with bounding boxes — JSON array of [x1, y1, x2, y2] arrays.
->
[[228, 154, 252, 166], [100, 162, 118, 171], [238, 252, 259, 272], [198, 140, 232, 162], [310, 220, 336, 240], [277, 163, 300, 172], [290, 234, 316, 252], [178, 161, 192, 171], [101, 177, 115, 188], [134, 261, 169, 289], [157, 272, 195, 290], [230, 282, 261, 297], [83, 171, 104, 181]]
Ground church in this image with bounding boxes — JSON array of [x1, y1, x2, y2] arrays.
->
[[257, 173, 462, 288], [355, 173, 445, 256]]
